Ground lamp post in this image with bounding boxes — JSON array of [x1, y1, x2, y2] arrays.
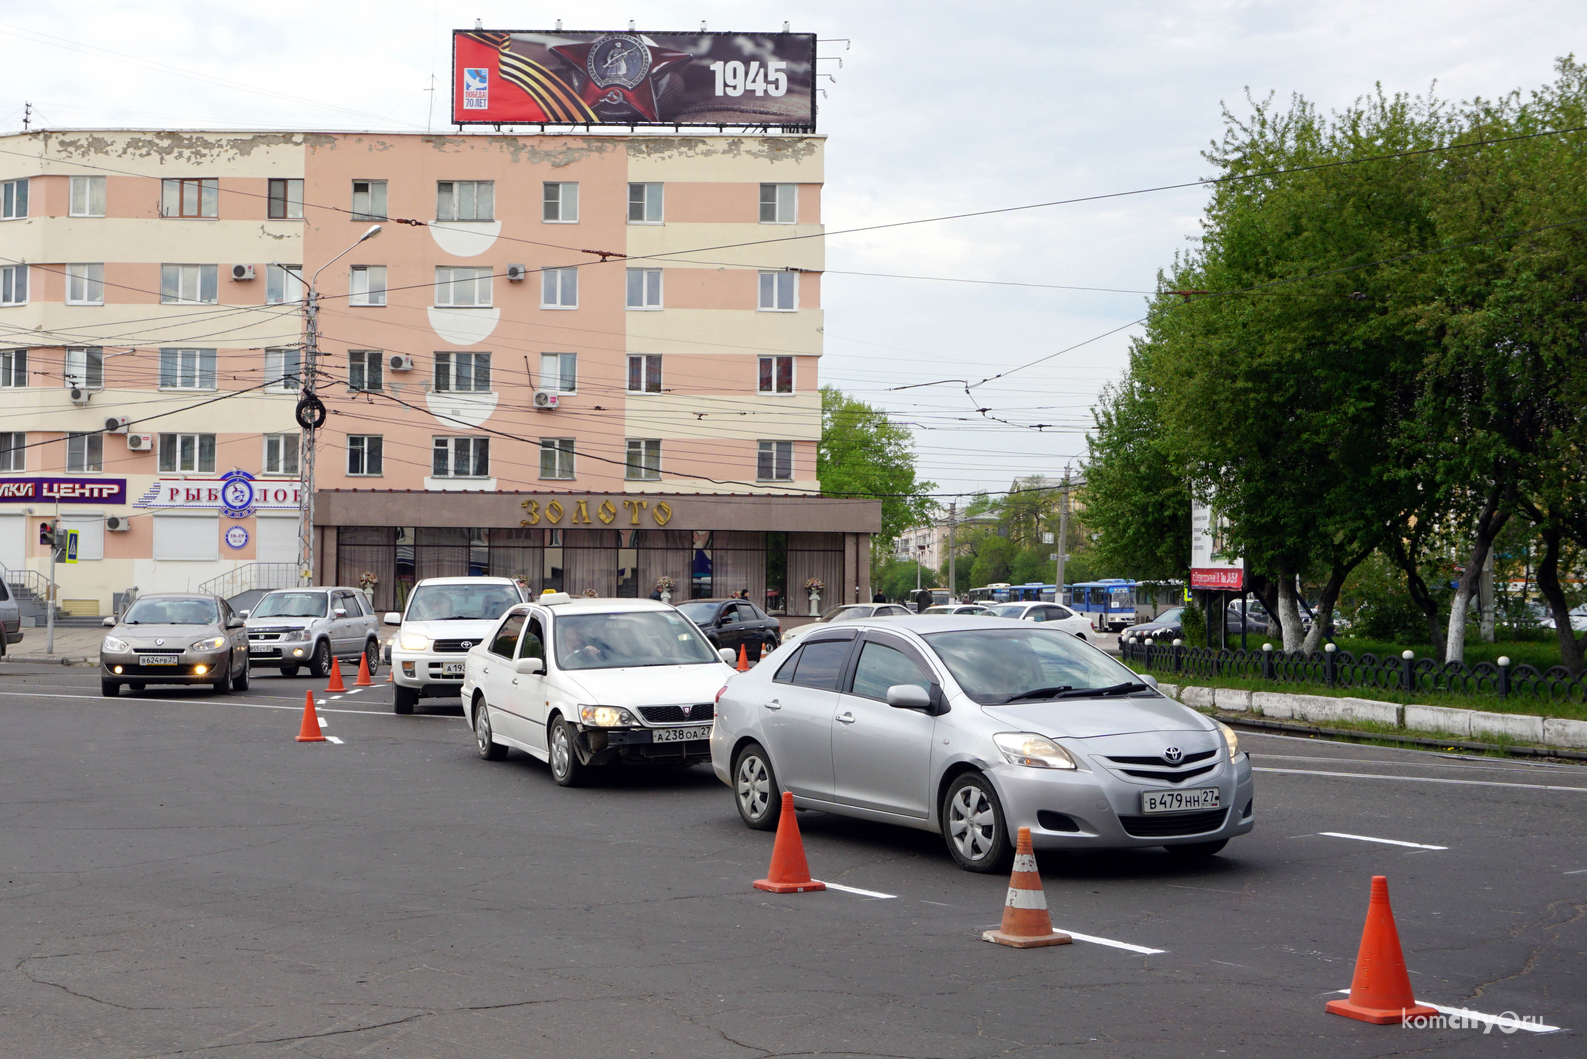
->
[[291, 225, 382, 586]]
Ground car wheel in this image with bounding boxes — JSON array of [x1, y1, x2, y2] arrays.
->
[[732, 742, 781, 831], [101, 679, 119, 697], [474, 699, 508, 761], [232, 660, 250, 691], [280, 665, 300, 678], [942, 772, 1013, 873], [363, 639, 379, 674], [549, 718, 588, 787], [1164, 839, 1227, 860], [308, 639, 332, 678], [393, 684, 417, 715]]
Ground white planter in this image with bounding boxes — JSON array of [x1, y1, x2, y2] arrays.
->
[[660, 590, 672, 605], [808, 591, 821, 616]]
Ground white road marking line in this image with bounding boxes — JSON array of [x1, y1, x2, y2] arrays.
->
[[317, 716, 328, 727], [1564, 868, 1587, 874], [1328, 991, 1562, 1033], [0, 689, 450, 719], [821, 882, 897, 899], [1318, 832, 1448, 850], [325, 735, 344, 745], [1254, 766, 1587, 793], [1053, 929, 1165, 955], [1253, 751, 1580, 774]]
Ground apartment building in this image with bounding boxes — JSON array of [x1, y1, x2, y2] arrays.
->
[[0, 129, 878, 617]]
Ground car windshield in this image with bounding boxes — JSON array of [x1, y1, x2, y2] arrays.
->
[[1156, 607, 1185, 624], [923, 627, 1145, 704], [251, 591, 328, 618], [673, 601, 721, 622], [554, 610, 718, 671], [984, 604, 1026, 619], [818, 604, 869, 622], [122, 598, 219, 626], [405, 584, 520, 621]]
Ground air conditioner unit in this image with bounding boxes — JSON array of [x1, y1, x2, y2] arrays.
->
[[505, 263, 527, 282], [105, 515, 133, 532], [231, 264, 255, 281], [388, 354, 415, 372], [533, 390, 560, 410], [104, 415, 130, 434], [126, 433, 153, 451], [69, 385, 91, 406]]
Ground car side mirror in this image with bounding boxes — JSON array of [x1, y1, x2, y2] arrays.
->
[[885, 684, 932, 711], [719, 647, 738, 665], [1139, 673, 1159, 689], [102, 616, 116, 627], [238, 609, 250, 620], [333, 607, 347, 618], [384, 612, 401, 626], [513, 656, 545, 676], [227, 618, 245, 629]]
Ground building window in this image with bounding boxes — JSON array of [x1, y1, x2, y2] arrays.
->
[[539, 352, 577, 392], [65, 348, 103, 391], [66, 432, 102, 473], [541, 268, 577, 308], [626, 268, 662, 309], [352, 180, 387, 221], [160, 178, 219, 218], [759, 355, 794, 393], [628, 182, 663, 223], [627, 354, 662, 394], [436, 180, 494, 222], [758, 440, 794, 481], [0, 431, 23, 471], [349, 265, 386, 306], [543, 181, 579, 223], [434, 266, 491, 307], [65, 264, 105, 305], [432, 436, 489, 478], [348, 349, 383, 392], [158, 432, 216, 473], [2, 178, 28, 219], [263, 433, 299, 476], [158, 348, 216, 390], [0, 349, 25, 387], [625, 439, 661, 480], [434, 351, 491, 392], [267, 178, 304, 219], [539, 438, 575, 480], [160, 264, 218, 304], [264, 347, 301, 393], [266, 264, 304, 305], [760, 183, 796, 224], [348, 435, 383, 476], [69, 176, 105, 217], [758, 271, 797, 311], [1, 265, 27, 305]]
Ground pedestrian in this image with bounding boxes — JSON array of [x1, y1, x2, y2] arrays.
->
[[648, 587, 663, 601], [872, 590, 886, 603]]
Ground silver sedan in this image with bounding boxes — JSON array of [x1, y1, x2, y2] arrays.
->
[[710, 616, 1253, 872], [100, 594, 250, 697]]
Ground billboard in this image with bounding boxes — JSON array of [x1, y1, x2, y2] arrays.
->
[[1189, 499, 1244, 591], [0, 477, 126, 504], [453, 30, 816, 129]]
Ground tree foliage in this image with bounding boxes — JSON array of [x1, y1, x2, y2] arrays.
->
[[818, 386, 936, 559]]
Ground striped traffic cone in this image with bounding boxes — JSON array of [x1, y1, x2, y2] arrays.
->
[[982, 828, 1071, 948]]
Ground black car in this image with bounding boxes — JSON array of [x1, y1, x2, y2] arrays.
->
[[673, 598, 782, 662]]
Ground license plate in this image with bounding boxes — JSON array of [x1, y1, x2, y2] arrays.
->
[[652, 725, 712, 744], [440, 662, 465, 677], [1141, 787, 1220, 814], [141, 654, 180, 666], [249, 645, 277, 655]]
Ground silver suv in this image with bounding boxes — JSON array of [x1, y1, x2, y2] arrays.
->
[[0, 579, 22, 658], [243, 586, 381, 677]]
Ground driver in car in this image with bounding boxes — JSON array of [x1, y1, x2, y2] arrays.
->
[[562, 621, 612, 664]]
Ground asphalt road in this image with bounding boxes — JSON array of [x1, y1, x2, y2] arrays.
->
[[2, 663, 1583, 1057]]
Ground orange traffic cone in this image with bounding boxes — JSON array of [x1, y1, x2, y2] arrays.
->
[[1325, 876, 1438, 1024], [982, 827, 1071, 947], [325, 656, 345, 693], [295, 689, 327, 743], [753, 792, 825, 893], [354, 652, 374, 686], [737, 644, 750, 672]]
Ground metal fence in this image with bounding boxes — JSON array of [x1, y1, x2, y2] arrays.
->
[[1119, 637, 1587, 703]]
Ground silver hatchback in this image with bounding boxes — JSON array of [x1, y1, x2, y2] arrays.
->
[[711, 616, 1254, 872]]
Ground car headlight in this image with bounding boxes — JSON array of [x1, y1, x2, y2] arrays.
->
[[398, 632, 430, 651], [281, 628, 310, 642], [993, 732, 1078, 769], [102, 636, 129, 653], [189, 636, 227, 651], [1216, 720, 1240, 757], [579, 705, 637, 727]]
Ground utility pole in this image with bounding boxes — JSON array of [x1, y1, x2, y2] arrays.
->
[[947, 501, 957, 602], [1054, 465, 1071, 598]]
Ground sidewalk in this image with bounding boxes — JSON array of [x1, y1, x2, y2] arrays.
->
[[3, 626, 104, 664]]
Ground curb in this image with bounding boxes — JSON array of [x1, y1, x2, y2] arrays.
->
[[1215, 713, 1587, 763], [1, 656, 93, 665]]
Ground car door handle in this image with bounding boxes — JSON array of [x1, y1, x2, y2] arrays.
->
[[764, 698, 781, 710], [836, 711, 856, 724], [482, 666, 489, 674], [511, 678, 519, 686]]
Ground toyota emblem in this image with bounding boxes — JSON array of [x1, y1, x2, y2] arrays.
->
[[1163, 746, 1183, 764], [461, 641, 473, 648]]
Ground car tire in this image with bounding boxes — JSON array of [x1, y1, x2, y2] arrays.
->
[[473, 699, 508, 761], [363, 639, 379, 675], [213, 665, 231, 695], [549, 717, 588, 787], [232, 659, 249, 692], [942, 771, 1013, 873], [308, 639, 332, 678], [1164, 839, 1228, 860], [101, 679, 119, 697], [732, 741, 781, 831], [393, 684, 417, 715], [280, 665, 300, 678]]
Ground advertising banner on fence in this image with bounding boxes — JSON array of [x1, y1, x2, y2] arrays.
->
[[453, 30, 816, 128], [0, 477, 127, 504], [1190, 499, 1244, 590]]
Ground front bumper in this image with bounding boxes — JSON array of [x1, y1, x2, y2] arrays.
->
[[102, 650, 230, 683], [246, 639, 313, 664], [574, 723, 714, 766]]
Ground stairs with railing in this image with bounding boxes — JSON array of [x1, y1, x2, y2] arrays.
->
[[197, 563, 300, 600], [2, 563, 57, 625]]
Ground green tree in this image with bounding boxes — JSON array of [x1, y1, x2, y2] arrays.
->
[[818, 386, 936, 558]]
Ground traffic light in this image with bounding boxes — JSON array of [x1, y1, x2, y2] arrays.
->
[[38, 521, 53, 547]]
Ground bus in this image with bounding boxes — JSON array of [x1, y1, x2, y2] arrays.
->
[[1064, 579, 1139, 632], [968, 582, 1058, 605]]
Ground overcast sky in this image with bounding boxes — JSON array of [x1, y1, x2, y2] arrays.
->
[[1, 1, 1577, 501]]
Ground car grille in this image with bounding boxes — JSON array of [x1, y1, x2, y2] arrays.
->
[[1108, 749, 1217, 768], [1105, 749, 1217, 784], [248, 627, 300, 642], [431, 639, 477, 653], [638, 703, 715, 724], [1118, 808, 1228, 838]]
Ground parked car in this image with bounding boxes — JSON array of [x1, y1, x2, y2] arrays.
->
[[924, 604, 990, 616], [387, 577, 528, 714], [981, 601, 1094, 640], [461, 595, 737, 784], [100, 593, 249, 697], [712, 615, 1253, 872], [674, 598, 782, 662], [1120, 606, 1186, 642], [781, 602, 912, 647], [243, 586, 382, 677], [0, 578, 22, 657], [1538, 603, 1587, 632]]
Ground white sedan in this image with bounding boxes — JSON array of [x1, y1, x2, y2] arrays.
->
[[460, 595, 738, 786], [981, 601, 1094, 639]]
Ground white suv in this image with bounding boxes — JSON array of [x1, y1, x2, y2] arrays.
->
[[386, 577, 528, 714]]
